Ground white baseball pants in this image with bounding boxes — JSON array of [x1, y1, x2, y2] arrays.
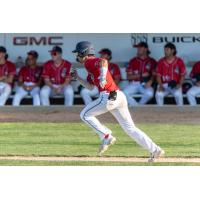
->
[[187, 85, 200, 106], [80, 86, 99, 105], [155, 83, 183, 106], [0, 82, 12, 106], [40, 84, 74, 106], [12, 86, 40, 106], [123, 81, 154, 106], [80, 90, 160, 153]]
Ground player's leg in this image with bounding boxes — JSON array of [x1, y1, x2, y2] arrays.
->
[[171, 88, 183, 106], [40, 85, 52, 106], [12, 86, 28, 106], [110, 91, 161, 154], [30, 87, 41, 106], [0, 83, 12, 106], [123, 82, 140, 106], [155, 84, 169, 106], [80, 86, 99, 105], [138, 84, 154, 105], [63, 84, 74, 106], [80, 94, 113, 140], [186, 86, 200, 106]]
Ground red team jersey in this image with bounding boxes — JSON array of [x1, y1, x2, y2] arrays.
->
[[85, 57, 119, 92], [0, 60, 16, 78], [156, 57, 186, 84], [108, 62, 121, 80], [42, 60, 72, 85], [189, 61, 200, 78], [126, 57, 157, 81], [18, 66, 42, 83]]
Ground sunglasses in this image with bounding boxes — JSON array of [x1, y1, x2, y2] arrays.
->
[[51, 51, 58, 56]]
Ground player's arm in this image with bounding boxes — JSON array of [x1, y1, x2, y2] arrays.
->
[[0, 76, 7, 82], [5, 74, 14, 84], [71, 69, 94, 90], [176, 75, 185, 89], [176, 60, 186, 89], [156, 75, 164, 91], [127, 72, 140, 81], [77, 76, 94, 90], [99, 59, 108, 88], [44, 78, 55, 89]]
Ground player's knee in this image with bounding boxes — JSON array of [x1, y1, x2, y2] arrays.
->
[[80, 88, 89, 97], [64, 85, 74, 95], [4, 84, 11, 94], [174, 90, 182, 98], [80, 110, 86, 121], [145, 90, 154, 98], [187, 89, 195, 97], [155, 91, 163, 98], [40, 87, 49, 98]]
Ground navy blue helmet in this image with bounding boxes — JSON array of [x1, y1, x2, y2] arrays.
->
[[72, 41, 95, 56]]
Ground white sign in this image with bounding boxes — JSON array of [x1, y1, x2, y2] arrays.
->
[[0, 33, 200, 65]]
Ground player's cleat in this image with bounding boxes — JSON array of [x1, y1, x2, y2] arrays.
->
[[148, 148, 165, 162], [99, 136, 116, 156]]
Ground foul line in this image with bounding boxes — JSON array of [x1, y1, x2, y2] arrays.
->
[[0, 156, 200, 163]]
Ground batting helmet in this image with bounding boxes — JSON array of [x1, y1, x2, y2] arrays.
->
[[72, 41, 95, 57]]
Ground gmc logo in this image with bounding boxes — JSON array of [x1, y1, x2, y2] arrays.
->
[[13, 36, 63, 46], [153, 36, 200, 43]]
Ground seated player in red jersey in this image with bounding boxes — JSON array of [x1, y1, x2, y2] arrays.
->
[[187, 61, 200, 105], [155, 43, 186, 106], [0, 46, 16, 106], [40, 46, 74, 106], [123, 42, 157, 106], [13, 51, 42, 106]]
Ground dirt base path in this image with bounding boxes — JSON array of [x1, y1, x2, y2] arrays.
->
[[1, 156, 200, 163]]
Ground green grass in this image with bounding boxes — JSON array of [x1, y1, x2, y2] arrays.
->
[[0, 123, 200, 165]]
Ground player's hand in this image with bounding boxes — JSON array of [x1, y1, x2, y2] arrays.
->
[[99, 77, 107, 88], [70, 68, 78, 80], [23, 85, 30, 91], [53, 87, 62, 94]]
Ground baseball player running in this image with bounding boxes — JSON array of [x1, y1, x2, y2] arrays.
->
[[40, 46, 74, 106], [123, 42, 157, 106], [156, 43, 186, 106], [80, 48, 121, 105], [186, 61, 200, 105], [12, 51, 42, 106], [0, 46, 16, 106], [72, 41, 164, 162]]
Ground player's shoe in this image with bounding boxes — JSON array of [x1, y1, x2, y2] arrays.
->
[[99, 136, 116, 156], [148, 148, 165, 162]]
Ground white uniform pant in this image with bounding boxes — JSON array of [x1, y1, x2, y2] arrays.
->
[[123, 81, 153, 106], [80, 90, 159, 153], [0, 82, 12, 106], [40, 84, 74, 106], [80, 86, 99, 105], [187, 85, 200, 106], [155, 83, 183, 106], [12, 86, 40, 106]]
